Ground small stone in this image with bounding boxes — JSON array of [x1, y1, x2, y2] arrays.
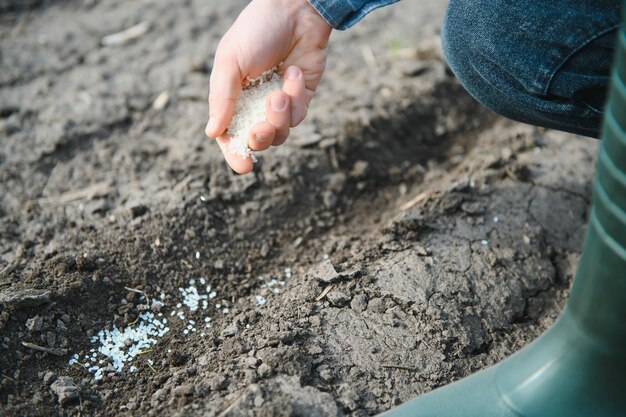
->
[[221, 323, 238, 337], [350, 294, 368, 312], [151, 388, 166, 407], [309, 316, 321, 327], [308, 345, 323, 355], [326, 291, 351, 308], [319, 368, 332, 382], [43, 371, 58, 384], [130, 204, 149, 218], [349, 160, 369, 179], [310, 259, 339, 283], [208, 375, 228, 391], [25, 316, 43, 332], [322, 190, 337, 209], [415, 246, 429, 256], [367, 298, 386, 313], [172, 384, 195, 397], [246, 357, 260, 368], [257, 363, 271, 378], [254, 393, 265, 407], [50, 376, 79, 405], [56, 320, 68, 333], [461, 201, 483, 214]]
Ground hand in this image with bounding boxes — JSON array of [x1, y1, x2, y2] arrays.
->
[[205, 0, 332, 174]]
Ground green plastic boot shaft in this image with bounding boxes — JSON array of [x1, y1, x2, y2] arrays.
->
[[379, 8, 626, 417]]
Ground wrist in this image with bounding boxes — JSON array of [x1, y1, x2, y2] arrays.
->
[[260, 0, 331, 32], [299, 0, 333, 31]]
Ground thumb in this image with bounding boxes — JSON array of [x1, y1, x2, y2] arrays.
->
[[206, 48, 243, 138]]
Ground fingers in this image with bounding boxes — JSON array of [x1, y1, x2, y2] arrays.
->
[[209, 62, 304, 173], [215, 135, 254, 175], [206, 48, 242, 138], [248, 121, 276, 151], [266, 91, 291, 146], [282, 66, 308, 127]]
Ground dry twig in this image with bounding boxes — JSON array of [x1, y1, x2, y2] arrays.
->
[[315, 285, 334, 302], [21, 342, 67, 356], [124, 286, 150, 305], [398, 191, 429, 211], [1, 373, 16, 382], [380, 364, 416, 371]]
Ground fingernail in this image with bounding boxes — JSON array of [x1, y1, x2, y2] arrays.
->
[[205, 118, 217, 136], [255, 133, 272, 143], [270, 94, 287, 111], [286, 66, 300, 80]]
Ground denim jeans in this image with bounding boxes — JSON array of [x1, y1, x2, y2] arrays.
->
[[441, 0, 622, 138], [310, 0, 622, 138], [308, 0, 400, 30]]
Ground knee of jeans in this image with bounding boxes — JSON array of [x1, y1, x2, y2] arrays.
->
[[441, 0, 611, 137], [440, 1, 533, 121]]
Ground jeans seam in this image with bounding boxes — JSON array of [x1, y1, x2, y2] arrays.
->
[[345, 0, 357, 11], [540, 23, 621, 96], [582, 100, 604, 115]]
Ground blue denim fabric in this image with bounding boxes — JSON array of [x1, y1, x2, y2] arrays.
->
[[442, 0, 622, 138], [308, 0, 399, 29]]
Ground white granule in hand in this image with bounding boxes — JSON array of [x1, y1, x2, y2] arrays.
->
[[227, 69, 282, 159]]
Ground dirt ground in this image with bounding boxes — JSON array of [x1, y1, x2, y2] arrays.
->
[[0, 0, 599, 416]]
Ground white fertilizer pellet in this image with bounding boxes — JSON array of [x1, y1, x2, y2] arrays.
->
[[70, 278, 222, 380], [179, 282, 208, 311], [251, 268, 292, 306], [79, 309, 169, 380], [227, 70, 282, 159], [70, 264, 294, 381]]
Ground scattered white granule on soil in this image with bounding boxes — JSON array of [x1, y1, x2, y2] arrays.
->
[[179, 281, 209, 311], [227, 69, 282, 159], [82, 311, 169, 379]]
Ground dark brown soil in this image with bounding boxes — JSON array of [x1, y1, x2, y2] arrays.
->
[[0, 0, 598, 416]]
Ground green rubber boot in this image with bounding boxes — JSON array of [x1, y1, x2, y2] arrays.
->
[[380, 10, 626, 417]]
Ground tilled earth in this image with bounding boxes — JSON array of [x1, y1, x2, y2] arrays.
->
[[0, 0, 599, 416]]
